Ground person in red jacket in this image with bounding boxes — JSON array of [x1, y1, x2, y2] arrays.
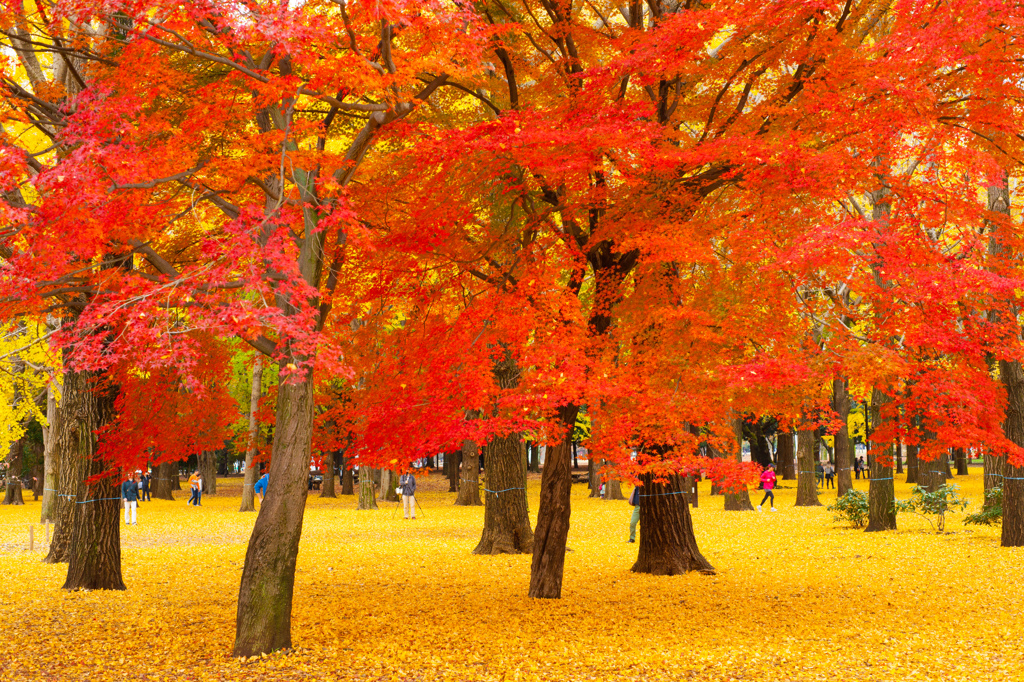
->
[[758, 464, 778, 512]]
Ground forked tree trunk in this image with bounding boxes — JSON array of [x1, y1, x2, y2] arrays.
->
[[866, 387, 896, 532], [3, 439, 25, 505], [198, 450, 217, 495], [475, 432, 533, 554], [341, 457, 354, 495], [999, 359, 1024, 547], [40, 382, 61, 523], [776, 431, 796, 480], [724, 418, 754, 511], [320, 451, 336, 498], [240, 357, 263, 512], [151, 461, 176, 500], [795, 429, 821, 507], [357, 467, 377, 510], [456, 438, 482, 506], [63, 370, 123, 590], [233, 372, 314, 656], [603, 478, 625, 501], [834, 378, 853, 496], [906, 443, 919, 484], [631, 472, 713, 576], [529, 404, 579, 599]]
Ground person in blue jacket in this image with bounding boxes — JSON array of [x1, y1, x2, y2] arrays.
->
[[399, 472, 417, 519], [122, 473, 139, 525], [254, 472, 269, 504], [628, 486, 640, 543]]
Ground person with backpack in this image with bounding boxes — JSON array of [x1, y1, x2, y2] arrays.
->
[[628, 485, 641, 542], [758, 464, 778, 512], [122, 473, 139, 525]]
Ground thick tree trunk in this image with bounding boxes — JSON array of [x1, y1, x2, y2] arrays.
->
[[529, 404, 579, 599], [917, 441, 947, 494], [999, 359, 1024, 547], [724, 418, 754, 511], [866, 387, 896, 532], [379, 469, 400, 502], [40, 382, 61, 523], [954, 447, 968, 476], [529, 442, 540, 473], [357, 466, 377, 509], [776, 431, 796, 480], [151, 461, 176, 500], [631, 472, 713, 576], [750, 421, 772, 468], [795, 429, 821, 507], [320, 451, 336, 498], [603, 478, 625, 501], [906, 443, 919, 484], [475, 432, 533, 554], [233, 373, 314, 656], [62, 371, 123, 591], [447, 450, 461, 493], [3, 439, 25, 505], [833, 378, 853, 496], [340, 456, 354, 495], [455, 439, 482, 506], [198, 450, 217, 495], [240, 357, 263, 512]]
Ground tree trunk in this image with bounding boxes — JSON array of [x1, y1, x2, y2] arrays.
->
[[894, 440, 903, 475], [198, 450, 217, 495], [833, 378, 853, 496], [447, 450, 460, 493], [906, 443, 919, 484], [917, 440, 947, 494], [529, 442, 540, 473], [3, 439, 25, 505], [62, 371, 123, 591], [603, 478, 625, 501], [954, 447, 968, 476], [999, 359, 1024, 547], [379, 469, 400, 502], [631, 472, 713, 576], [984, 449, 1003, 507], [588, 456, 600, 497], [865, 387, 896, 532], [724, 417, 754, 511], [475, 432, 533, 554], [529, 404, 579, 599], [776, 431, 796, 480], [341, 456, 354, 495], [151, 461, 176, 500], [750, 421, 772, 468], [233, 372, 314, 656], [795, 429, 821, 507], [240, 356, 264, 512], [455, 438, 482, 506], [40, 381, 61, 523], [357, 466, 377, 510], [320, 451, 336, 498]]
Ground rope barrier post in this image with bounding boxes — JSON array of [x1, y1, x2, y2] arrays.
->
[[28, 525, 33, 552]]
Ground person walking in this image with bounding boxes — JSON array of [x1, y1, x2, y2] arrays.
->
[[399, 471, 417, 519], [824, 462, 835, 489], [195, 472, 204, 506], [122, 473, 139, 525], [628, 485, 641, 542], [140, 471, 151, 501], [254, 472, 269, 504], [187, 470, 200, 505], [758, 464, 778, 511]]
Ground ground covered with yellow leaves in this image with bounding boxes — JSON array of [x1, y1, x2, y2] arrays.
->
[[0, 470, 1019, 681]]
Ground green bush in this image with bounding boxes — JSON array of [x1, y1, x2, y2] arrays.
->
[[828, 490, 869, 528], [964, 487, 1002, 526], [900, 484, 969, 532]]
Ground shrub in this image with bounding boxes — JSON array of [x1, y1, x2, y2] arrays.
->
[[964, 487, 1002, 526], [828, 490, 869, 528]]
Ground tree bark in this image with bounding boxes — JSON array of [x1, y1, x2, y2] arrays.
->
[[447, 450, 461, 493], [984, 449, 1002, 507], [776, 431, 796, 480], [906, 443, 919, 484], [62, 371, 123, 590], [151, 461, 177, 500], [198, 450, 217, 495], [795, 429, 821, 507], [999, 359, 1024, 547], [602, 478, 625, 501], [631, 472, 713, 575], [455, 437, 482, 506], [917, 439, 947, 494], [865, 387, 896, 532], [341, 455, 354, 495], [724, 418, 754, 511], [529, 442, 540, 473], [588, 456, 600, 497], [3, 439, 25, 505], [894, 440, 904, 475], [379, 469, 400, 502], [233, 372, 314, 656], [954, 447, 968, 476], [529, 404, 579, 599], [833, 378, 853, 496], [40, 381, 61, 523], [357, 466, 377, 509], [320, 451, 336, 498], [475, 431, 533, 554], [240, 356, 263, 512]]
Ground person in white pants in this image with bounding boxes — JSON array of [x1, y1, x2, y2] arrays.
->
[[122, 473, 139, 525], [399, 472, 417, 519]]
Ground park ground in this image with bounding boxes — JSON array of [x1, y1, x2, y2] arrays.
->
[[0, 471, 1020, 681]]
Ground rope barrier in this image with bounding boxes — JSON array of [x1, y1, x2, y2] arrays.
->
[[76, 497, 122, 504], [638, 491, 689, 497], [868, 477, 894, 481], [484, 487, 524, 496]]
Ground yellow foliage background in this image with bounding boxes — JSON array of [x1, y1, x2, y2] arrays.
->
[[0, 471, 1019, 681]]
